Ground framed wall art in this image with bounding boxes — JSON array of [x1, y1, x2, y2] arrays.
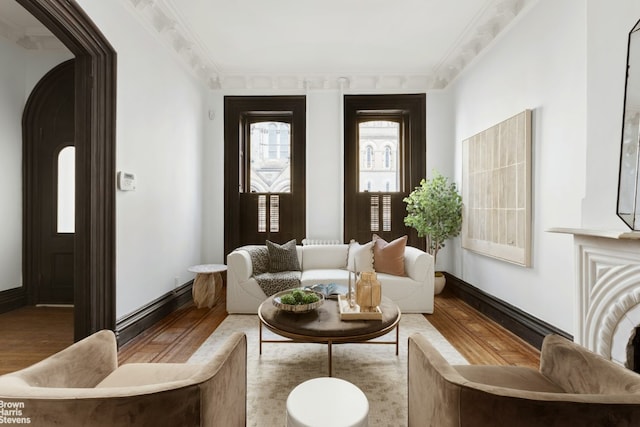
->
[[461, 110, 532, 267]]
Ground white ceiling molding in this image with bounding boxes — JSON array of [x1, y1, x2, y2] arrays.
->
[[430, 0, 537, 89], [0, 15, 65, 50], [122, 0, 537, 91], [122, 0, 222, 89]]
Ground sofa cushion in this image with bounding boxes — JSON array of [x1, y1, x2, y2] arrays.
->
[[302, 245, 349, 270], [266, 239, 301, 272], [372, 234, 407, 276], [347, 240, 374, 272], [454, 365, 565, 393], [96, 363, 201, 388]]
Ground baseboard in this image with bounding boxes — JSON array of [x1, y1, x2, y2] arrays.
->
[[444, 272, 572, 349], [0, 287, 27, 314], [115, 281, 194, 346]]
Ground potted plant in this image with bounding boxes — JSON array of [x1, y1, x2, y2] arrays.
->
[[403, 170, 463, 294]]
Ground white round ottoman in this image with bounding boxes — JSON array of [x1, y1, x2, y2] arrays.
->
[[286, 377, 369, 427]]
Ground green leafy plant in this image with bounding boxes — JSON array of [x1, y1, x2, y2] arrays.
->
[[403, 170, 463, 265], [280, 290, 319, 305]]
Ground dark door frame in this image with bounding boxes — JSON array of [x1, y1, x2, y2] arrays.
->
[[17, 0, 116, 341], [223, 96, 307, 257], [343, 94, 426, 249]]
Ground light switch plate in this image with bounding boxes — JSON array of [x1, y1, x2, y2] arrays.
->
[[117, 171, 136, 191]]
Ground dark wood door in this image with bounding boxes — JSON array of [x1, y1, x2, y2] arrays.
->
[[24, 60, 75, 305], [344, 95, 426, 248], [224, 96, 306, 255]]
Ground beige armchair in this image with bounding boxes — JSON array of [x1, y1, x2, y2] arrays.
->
[[0, 330, 246, 426], [408, 332, 640, 427]]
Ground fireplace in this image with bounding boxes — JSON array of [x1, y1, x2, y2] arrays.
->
[[628, 327, 640, 373], [551, 228, 640, 368]]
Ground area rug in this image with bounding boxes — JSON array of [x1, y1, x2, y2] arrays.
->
[[189, 314, 467, 427]]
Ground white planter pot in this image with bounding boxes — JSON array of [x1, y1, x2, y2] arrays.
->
[[434, 273, 446, 295]]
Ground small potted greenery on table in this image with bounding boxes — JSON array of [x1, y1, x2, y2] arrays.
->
[[403, 170, 462, 294]]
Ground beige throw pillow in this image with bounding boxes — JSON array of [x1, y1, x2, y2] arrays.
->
[[372, 234, 407, 276], [347, 240, 375, 272]]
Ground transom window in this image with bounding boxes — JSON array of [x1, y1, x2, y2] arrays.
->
[[358, 120, 400, 192], [249, 121, 291, 193]]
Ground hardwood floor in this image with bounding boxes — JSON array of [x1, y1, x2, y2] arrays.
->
[[429, 287, 540, 368], [0, 305, 74, 375], [0, 286, 539, 375]]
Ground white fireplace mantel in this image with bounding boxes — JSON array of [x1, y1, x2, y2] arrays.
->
[[549, 227, 640, 366], [548, 227, 640, 240]]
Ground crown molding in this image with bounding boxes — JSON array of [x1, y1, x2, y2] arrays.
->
[[0, 16, 66, 50], [122, 0, 221, 89], [431, 0, 538, 88], [122, 0, 537, 91]]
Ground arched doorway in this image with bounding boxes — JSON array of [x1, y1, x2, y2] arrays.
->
[[24, 60, 75, 306], [17, 0, 116, 341]]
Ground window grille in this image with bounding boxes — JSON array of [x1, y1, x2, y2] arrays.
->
[[370, 195, 379, 232], [258, 195, 266, 232], [270, 195, 280, 232], [382, 195, 392, 231]]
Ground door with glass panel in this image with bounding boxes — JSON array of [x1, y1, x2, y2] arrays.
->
[[224, 97, 306, 256], [344, 95, 426, 247], [24, 60, 75, 305]]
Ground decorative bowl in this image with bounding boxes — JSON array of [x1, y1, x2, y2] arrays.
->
[[272, 289, 324, 313]]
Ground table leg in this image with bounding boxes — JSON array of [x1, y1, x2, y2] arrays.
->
[[328, 340, 333, 377], [396, 324, 400, 356], [259, 321, 263, 355]]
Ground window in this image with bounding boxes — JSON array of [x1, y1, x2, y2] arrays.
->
[[364, 145, 374, 169], [358, 120, 400, 192], [384, 146, 392, 169], [57, 146, 75, 233], [249, 121, 291, 193]]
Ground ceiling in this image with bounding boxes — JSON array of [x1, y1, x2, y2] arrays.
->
[[0, 0, 66, 50], [0, 0, 536, 90]]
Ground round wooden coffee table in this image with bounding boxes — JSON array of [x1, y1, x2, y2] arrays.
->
[[258, 295, 401, 376]]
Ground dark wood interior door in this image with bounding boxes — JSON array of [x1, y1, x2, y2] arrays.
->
[[24, 60, 75, 305], [224, 96, 306, 255], [344, 95, 426, 248]]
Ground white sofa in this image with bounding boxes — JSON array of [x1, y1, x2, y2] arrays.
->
[[226, 243, 434, 314]]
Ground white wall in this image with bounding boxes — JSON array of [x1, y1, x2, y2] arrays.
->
[[582, 0, 640, 228], [202, 87, 430, 263], [448, 0, 588, 333], [75, 0, 640, 331], [425, 90, 456, 272], [0, 37, 71, 293], [202, 89, 347, 264], [0, 38, 26, 292], [75, 0, 209, 318]]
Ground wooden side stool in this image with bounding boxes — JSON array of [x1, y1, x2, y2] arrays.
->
[[188, 264, 226, 308]]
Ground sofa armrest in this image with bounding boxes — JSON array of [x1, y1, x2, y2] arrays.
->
[[197, 332, 247, 427], [227, 250, 253, 282], [0, 330, 117, 389], [539, 334, 640, 394], [404, 246, 433, 283], [408, 333, 464, 427]]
